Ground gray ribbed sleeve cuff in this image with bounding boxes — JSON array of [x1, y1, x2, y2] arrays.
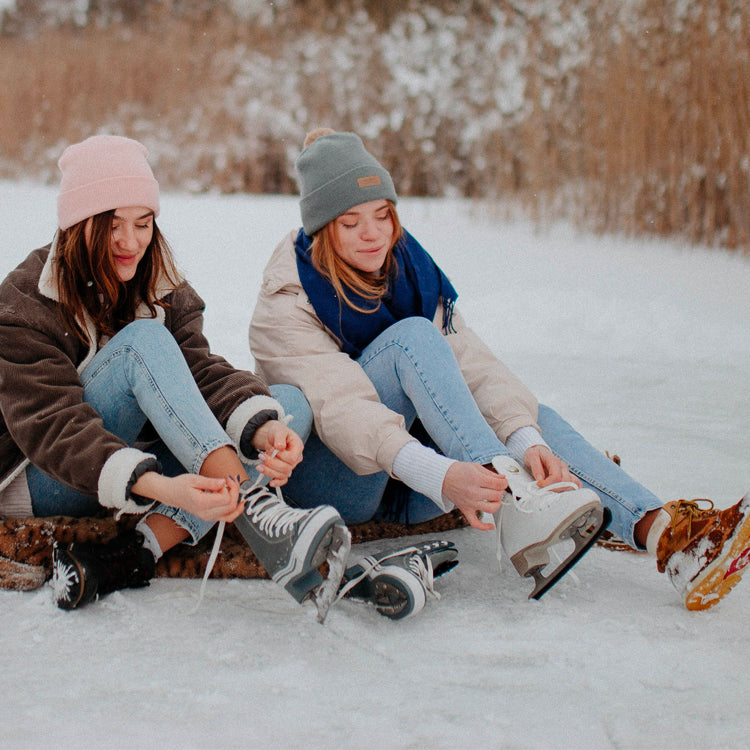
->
[[504, 426, 549, 463], [392, 440, 456, 513]]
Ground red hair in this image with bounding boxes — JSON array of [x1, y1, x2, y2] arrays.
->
[[309, 201, 403, 313]]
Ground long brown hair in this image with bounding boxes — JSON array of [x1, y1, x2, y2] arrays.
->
[[55, 210, 181, 343], [309, 201, 403, 313]]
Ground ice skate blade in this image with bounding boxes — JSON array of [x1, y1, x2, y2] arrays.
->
[[370, 580, 411, 619], [344, 577, 414, 619], [309, 526, 334, 569], [309, 524, 352, 624], [524, 507, 611, 600], [508, 503, 604, 577], [52, 546, 89, 610]]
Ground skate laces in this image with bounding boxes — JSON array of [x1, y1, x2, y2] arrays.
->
[[407, 552, 439, 598], [512, 480, 581, 510], [243, 482, 308, 538], [672, 498, 715, 537]]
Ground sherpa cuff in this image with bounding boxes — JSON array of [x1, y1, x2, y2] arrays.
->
[[225, 395, 286, 464], [98, 447, 159, 514]]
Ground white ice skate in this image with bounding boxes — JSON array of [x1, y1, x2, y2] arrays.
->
[[492, 456, 610, 599]]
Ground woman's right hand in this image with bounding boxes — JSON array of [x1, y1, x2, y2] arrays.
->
[[442, 462, 508, 531], [132, 472, 245, 523]]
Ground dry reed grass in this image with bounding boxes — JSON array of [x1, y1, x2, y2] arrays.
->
[[0, 0, 747, 250], [575, 0, 750, 248]]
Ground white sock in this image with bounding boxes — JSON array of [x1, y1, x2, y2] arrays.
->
[[645, 508, 671, 556], [136, 519, 163, 561]]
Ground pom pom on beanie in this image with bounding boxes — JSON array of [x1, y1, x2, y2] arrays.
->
[[303, 127, 336, 149], [57, 135, 160, 230], [295, 129, 397, 236]]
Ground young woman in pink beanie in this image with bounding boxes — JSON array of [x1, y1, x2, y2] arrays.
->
[[0, 134, 350, 618]]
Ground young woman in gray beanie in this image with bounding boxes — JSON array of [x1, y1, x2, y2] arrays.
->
[[0, 134, 350, 619], [249, 128, 750, 614]]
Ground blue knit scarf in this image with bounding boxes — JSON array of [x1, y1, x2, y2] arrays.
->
[[294, 228, 458, 359]]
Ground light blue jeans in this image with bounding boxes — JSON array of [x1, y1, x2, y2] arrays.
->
[[26, 319, 313, 544], [281, 317, 663, 548]]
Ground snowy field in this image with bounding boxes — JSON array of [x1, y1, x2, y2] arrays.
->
[[2, 180, 750, 750]]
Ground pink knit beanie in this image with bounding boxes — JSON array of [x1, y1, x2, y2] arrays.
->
[[57, 135, 160, 230]]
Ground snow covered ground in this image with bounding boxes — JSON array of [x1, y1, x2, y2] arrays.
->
[[2, 181, 750, 750]]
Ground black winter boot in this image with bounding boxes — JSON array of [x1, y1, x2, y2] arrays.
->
[[52, 530, 156, 610]]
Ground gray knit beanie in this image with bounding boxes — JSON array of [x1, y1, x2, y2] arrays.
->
[[296, 130, 397, 235]]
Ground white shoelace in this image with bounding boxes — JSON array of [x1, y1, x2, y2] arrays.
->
[[243, 484, 309, 537], [513, 480, 580, 510], [407, 551, 439, 598], [192, 519, 226, 613]]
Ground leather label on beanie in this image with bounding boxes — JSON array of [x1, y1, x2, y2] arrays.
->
[[357, 175, 382, 188]]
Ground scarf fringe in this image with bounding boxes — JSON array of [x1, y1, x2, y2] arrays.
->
[[442, 296, 457, 335]]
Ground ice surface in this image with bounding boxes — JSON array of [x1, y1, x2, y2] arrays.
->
[[1, 182, 749, 749]]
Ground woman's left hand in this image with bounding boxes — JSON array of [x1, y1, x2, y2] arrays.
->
[[251, 420, 304, 487], [524, 445, 581, 488], [133, 472, 246, 523]]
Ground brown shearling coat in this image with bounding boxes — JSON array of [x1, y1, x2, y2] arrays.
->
[[0, 243, 281, 513]]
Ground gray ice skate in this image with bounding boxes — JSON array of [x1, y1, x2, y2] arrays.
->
[[338, 540, 458, 619], [234, 480, 351, 623]]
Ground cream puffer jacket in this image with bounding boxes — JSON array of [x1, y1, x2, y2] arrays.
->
[[249, 230, 541, 478]]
